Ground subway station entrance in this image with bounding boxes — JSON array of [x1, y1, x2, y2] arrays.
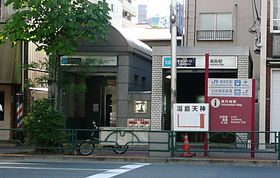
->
[[162, 70, 237, 130]]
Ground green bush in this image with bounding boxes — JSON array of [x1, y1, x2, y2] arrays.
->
[[24, 99, 65, 152]]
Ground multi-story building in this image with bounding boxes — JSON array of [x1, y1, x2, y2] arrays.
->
[[259, 0, 280, 143], [90, 0, 137, 29]]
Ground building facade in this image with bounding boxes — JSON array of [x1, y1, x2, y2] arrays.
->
[[150, 0, 259, 130], [60, 26, 152, 129], [260, 0, 280, 142], [0, 1, 22, 139]]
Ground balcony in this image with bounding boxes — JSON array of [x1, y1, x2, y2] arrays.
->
[[197, 30, 234, 41], [123, 0, 136, 17]]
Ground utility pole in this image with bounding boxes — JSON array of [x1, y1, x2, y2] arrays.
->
[[170, 0, 177, 130]]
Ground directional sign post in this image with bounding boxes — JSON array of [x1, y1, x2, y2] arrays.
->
[[208, 78, 255, 158]]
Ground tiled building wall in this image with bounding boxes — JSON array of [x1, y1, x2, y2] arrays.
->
[[151, 56, 163, 130]]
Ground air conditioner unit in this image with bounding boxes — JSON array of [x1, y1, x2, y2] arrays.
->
[[273, 34, 280, 57]]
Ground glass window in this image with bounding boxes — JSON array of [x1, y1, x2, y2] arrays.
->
[[273, 0, 280, 31], [200, 13, 232, 30]]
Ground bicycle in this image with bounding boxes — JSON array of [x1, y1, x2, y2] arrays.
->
[[77, 121, 129, 156]]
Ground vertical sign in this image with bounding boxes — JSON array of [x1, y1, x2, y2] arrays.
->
[[173, 103, 209, 131], [0, 91, 4, 121], [208, 79, 254, 132]]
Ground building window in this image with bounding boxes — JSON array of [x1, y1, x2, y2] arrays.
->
[[142, 77, 146, 90], [0, 91, 4, 121], [272, 0, 280, 32], [134, 75, 139, 85], [197, 13, 233, 40]]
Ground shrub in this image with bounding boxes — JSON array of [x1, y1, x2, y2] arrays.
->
[[24, 99, 65, 152]]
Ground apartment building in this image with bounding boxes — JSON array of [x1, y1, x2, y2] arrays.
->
[[260, 0, 280, 141], [90, 0, 137, 29]]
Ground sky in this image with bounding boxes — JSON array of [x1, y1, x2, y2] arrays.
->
[[136, 0, 171, 18]]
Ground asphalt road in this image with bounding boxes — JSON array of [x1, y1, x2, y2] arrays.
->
[[0, 160, 280, 178]]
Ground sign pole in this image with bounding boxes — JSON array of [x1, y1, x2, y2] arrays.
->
[[251, 79, 256, 158], [170, 0, 177, 131], [204, 53, 209, 157]]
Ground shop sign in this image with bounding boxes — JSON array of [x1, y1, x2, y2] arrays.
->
[[134, 100, 148, 114], [60, 56, 117, 66], [208, 78, 254, 132], [173, 103, 209, 131], [162, 56, 237, 69], [127, 118, 150, 128]]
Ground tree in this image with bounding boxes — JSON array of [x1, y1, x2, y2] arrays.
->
[[24, 99, 65, 152], [0, 0, 111, 107]]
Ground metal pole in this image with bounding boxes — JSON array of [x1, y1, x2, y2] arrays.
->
[[259, 0, 267, 150], [204, 53, 209, 157], [170, 0, 177, 131]]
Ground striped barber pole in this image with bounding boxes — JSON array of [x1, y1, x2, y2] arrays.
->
[[16, 92, 24, 128], [16, 102, 24, 128]]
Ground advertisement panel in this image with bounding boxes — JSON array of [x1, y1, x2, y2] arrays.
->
[[208, 78, 254, 132], [173, 103, 209, 131]]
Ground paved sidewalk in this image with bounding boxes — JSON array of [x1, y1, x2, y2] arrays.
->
[[0, 153, 279, 167]]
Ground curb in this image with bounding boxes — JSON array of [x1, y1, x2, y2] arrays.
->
[[0, 154, 279, 166]]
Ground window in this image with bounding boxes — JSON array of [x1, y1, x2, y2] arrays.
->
[[197, 13, 233, 40], [142, 77, 146, 90], [271, 0, 280, 32]]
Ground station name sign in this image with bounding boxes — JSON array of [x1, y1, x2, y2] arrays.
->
[[60, 56, 117, 66], [162, 56, 237, 69]]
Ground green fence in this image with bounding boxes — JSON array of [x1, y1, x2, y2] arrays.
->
[[0, 128, 279, 160]]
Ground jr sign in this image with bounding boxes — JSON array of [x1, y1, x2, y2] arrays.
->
[[208, 79, 255, 132]]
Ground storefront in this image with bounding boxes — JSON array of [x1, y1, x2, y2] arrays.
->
[[151, 46, 252, 130], [0, 23, 22, 139]]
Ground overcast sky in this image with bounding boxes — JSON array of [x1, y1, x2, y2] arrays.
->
[[136, 0, 170, 18]]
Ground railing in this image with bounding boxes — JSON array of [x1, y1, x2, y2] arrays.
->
[[197, 30, 234, 41], [0, 128, 279, 160]]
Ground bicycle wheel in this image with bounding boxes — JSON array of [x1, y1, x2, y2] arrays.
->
[[112, 145, 129, 154], [78, 140, 95, 156]]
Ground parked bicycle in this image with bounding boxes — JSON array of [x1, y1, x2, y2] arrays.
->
[[77, 121, 129, 155]]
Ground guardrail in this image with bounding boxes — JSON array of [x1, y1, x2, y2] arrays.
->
[[0, 128, 279, 160]]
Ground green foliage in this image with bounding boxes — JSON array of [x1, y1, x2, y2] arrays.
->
[[0, 0, 111, 56], [24, 99, 66, 152]]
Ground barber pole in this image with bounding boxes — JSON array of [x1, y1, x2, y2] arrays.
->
[[16, 93, 24, 128]]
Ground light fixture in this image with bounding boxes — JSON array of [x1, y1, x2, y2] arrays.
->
[[166, 75, 171, 79]]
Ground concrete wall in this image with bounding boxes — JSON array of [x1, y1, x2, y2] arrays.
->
[[117, 54, 152, 127]]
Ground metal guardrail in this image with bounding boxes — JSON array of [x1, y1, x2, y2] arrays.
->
[[196, 30, 234, 41], [0, 128, 279, 160]]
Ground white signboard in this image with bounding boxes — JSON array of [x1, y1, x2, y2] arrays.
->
[[208, 79, 252, 97], [162, 56, 237, 69], [173, 103, 209, 131], [60, 56, 117, 66]]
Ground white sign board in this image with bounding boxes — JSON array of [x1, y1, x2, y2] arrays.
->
[[162, 56, 237, 69], [208, 79, 252, 97], [173, 103, 209, 131], [60, 56, 117, 66]]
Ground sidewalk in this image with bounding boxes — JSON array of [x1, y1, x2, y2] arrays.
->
[[0, 152, 279, 167]]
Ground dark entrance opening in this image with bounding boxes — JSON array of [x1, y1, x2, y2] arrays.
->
[[163, 70, 237, 132]]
